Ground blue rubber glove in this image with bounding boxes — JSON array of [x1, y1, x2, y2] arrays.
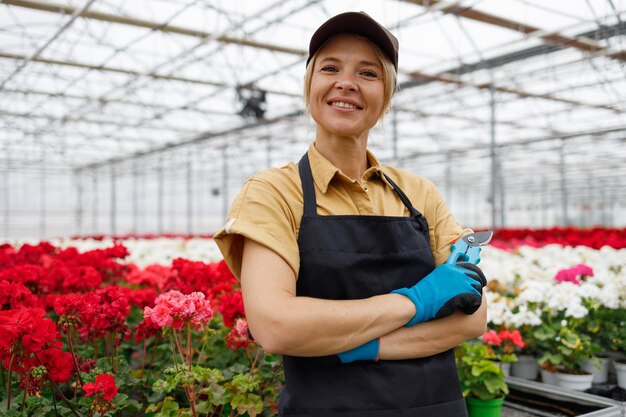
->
[[337, 338, 379, 363], [392, 262, 486, 326]]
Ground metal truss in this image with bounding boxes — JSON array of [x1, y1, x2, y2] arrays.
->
[[1, 0, 625, 236]]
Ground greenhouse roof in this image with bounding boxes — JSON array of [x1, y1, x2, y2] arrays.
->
[[1, 0, 625, 235]]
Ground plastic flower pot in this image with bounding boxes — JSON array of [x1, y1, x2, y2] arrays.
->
[[495, 361, 511, 377], [465, 396, 504, 417], [615, 360, 626, 389], [556, 371, 593, 391], [511, 355, 538, 380], [540, 368, 558, 385], [582, 356, 609, 384]]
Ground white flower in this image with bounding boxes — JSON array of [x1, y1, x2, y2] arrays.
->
[[517, 281, 551, 304], [565, 303, 588, 319], [508, 305, 542, 327]]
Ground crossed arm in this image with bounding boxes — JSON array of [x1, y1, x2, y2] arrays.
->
[[241, 239, 487, 359]]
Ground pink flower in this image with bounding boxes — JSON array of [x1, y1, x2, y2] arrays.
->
[[482, 330, 502, 346], [555, 263, 594, 285], [143, 290, 213, 330], [147, 304, 173, 327], [500, 329, 525, 349]]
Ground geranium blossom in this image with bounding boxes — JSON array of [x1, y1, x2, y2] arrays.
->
[[554, 264, 593, 285], [0, 232, 623, 415], [144, 290, 213, 331], [217, 290, 245, 328], [83, 373, 118, 401], [0, 280, 40, 309], [38, 347, 74, 383], [482, 330, 501, 346], [499, 330, 524, 349], [226, 318, 252, 350], [0, 308, 58, 358], [507, 304, 542, 328]]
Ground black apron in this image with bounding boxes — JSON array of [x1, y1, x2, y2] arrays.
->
[[279, 153, 467, 416]]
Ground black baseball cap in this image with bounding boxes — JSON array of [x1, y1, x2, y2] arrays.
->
[[306, 11, 399, 71]]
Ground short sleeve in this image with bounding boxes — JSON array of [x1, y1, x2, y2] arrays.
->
[[428, 185, 472, 266], [213, 174, 300, 279]]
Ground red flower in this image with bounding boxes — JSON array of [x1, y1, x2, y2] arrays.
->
[[499, 329, 525, 349], [216, 291, 245, 328], [482, 330, 502, 346], [83, 373, 118, 401], [77, 286, 130, 343], [0, 308, 58, 357], [225, 319, 252, 350], [22, 315, 58, 354], [0, 264, 47, 287], [133, 314, 161, 343], [0, 280, 40, 309], [53, 293, 85, 318], [38, 347, 74, 383], [15, 242, 56, 265]]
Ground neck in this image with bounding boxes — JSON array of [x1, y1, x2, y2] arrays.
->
[[314, 130, 369, 180]]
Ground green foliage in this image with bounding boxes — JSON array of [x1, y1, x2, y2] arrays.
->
[[0, 307, 283, 417], [533, 312, 595, 372], [456, 341, 509, 401], [586, 305, 626, 353]]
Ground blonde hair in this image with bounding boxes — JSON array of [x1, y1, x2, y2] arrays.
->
[[303, 35, 397, 121]]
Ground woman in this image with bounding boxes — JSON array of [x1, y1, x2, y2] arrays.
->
[[215, 11, 487, 416]]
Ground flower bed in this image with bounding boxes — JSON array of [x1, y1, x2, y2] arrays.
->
[[1, 228, 625, 415], [0, 241, 281, 416]]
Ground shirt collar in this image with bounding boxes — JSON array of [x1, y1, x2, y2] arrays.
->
[[307, 142, 392, 194]]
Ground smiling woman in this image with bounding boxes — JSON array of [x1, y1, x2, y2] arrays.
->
[[214, 11, 488, 416], [307, 34, 386, 147]]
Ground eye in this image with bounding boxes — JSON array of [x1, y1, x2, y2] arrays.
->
[[360, 70, 378, 78], [320, 65, 338, 73]]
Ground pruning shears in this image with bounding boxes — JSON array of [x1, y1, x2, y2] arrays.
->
[[445, 231, 493, 265]]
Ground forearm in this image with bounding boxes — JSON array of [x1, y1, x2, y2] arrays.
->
[[378, 292, 487, 360], [250, 293, 414, 357], [241, 238, 415, 357]]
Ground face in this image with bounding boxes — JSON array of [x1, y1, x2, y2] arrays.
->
[[308, 34, 385, 140]]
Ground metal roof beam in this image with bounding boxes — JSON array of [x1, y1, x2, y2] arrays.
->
[[0, 52, 300, 97], [402, 69, 622, 113], [2, 0, 306, 57], [405, 21, 626, 83], [404, 0, 626, 61], [75, 110, 304, 171], [395, 125, 626, 162], [1, 87, 235, 116], [0, 109, 198, 134]]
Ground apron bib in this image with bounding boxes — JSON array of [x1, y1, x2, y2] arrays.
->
[[279, 153, 467, 416]]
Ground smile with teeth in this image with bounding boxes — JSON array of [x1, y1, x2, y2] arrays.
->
[[330, 101, 360, 110]]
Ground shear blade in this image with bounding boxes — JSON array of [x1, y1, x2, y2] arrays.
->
[[463, 231, 494, 247]]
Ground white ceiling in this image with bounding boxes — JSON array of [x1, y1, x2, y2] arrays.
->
[[1, 0, 625, 206]]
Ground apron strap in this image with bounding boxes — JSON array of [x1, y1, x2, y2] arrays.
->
[[299, 152, 429, 232], [298, 153, 318, 216], [383, 173, 429, 232]]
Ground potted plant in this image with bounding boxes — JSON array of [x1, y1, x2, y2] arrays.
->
[[533, 313, 596, 390], [580, 304, 620, 383], [592, 306, 626, 389], [482, 328, 525, 377], [456, 341, 508, 417]]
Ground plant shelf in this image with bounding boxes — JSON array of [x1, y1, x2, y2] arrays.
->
[[503, 377, 624, 417]]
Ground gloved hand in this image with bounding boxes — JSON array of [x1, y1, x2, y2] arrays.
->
[[337, 338, 379, 363], [392, 262, 486, 326]]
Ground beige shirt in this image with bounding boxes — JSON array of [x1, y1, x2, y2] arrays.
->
[[214, 142, 470, 279]]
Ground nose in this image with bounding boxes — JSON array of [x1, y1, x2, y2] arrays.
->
[[335, 72, 357, 91]]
